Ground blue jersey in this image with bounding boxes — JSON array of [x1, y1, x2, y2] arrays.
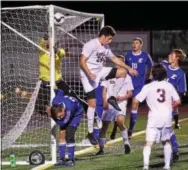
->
[[52, 89, 83, 128], [125, 51, 153, 88], [161, 60, 187, 93]]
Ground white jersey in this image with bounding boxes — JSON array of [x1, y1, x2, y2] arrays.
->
[[101, 75, 134, 99], [81, 38, 114, 73], [135, 80, 180, 128]]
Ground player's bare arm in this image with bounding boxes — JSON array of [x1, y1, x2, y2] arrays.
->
[[146, 68, 152, 80], [80, 54, 96, 80], [111, 56, 138, 76], [172, 99, 181, 108], [116, 90, 133, 102]]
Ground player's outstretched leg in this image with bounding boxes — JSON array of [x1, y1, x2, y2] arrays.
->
[[110, 121, 118, 140], [170, 131, 179, 162]]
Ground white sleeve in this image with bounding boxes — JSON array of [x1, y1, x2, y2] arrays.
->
[[101, 80, 108, 88], [81, 41, 93, 58], [135, 85, 148, 102], [171, 85, 180, 101]]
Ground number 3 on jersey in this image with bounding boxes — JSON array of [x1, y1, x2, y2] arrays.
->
[[157, 89, 166, 103]]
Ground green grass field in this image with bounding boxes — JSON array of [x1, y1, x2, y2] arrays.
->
[[2, 114, 188, 170]]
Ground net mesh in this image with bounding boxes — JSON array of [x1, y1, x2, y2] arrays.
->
[[1, 5, 103, 163]]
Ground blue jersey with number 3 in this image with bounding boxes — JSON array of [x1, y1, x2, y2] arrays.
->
[[125, 51, 153, 88], [161, 60, 187, 93], [52, 89, 83, 128]]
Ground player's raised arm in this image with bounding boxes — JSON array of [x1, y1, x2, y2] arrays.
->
[[111, 56, 138, 76], [145, 53, 153, 81]]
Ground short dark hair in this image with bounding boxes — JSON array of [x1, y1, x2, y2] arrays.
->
[[133, 37, 143, 45], [152, 64, 167, 81], [99, 25, 116, 37], [50, 104, 64, 120]]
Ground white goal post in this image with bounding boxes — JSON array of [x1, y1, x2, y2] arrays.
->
[[1, 4, 104, 165]]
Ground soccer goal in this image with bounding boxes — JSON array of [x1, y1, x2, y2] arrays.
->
[[1, 4, 104, 165]]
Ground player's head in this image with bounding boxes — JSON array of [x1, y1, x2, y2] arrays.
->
[[168, 48, 186, 64], [152, 64, 167, 81], [99, 25, 116, 45], [115, 55, 124, 68], [50, 104, 65, 120], [132, 37, 143, 52]]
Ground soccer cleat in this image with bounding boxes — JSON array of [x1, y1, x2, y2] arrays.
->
[[128, 129, 132, 139], [87, 132, 98, 145], [107, 96, 121, 111], [143, 165, 149, 170], [124, 144, 131, 154], [174, 123, 181, 129], [96, 150, 104, 155], [95, 116, 103, 129], [172, 151, 179, 162], [163, 166, 171, 170], [54, 159, 68, 166], [66, 160, 75, 167]]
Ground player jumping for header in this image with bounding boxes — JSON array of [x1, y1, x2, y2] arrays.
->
[[80, 26, 138, 145]]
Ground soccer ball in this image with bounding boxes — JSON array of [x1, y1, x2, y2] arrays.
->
[[54, 12, 65, 26]]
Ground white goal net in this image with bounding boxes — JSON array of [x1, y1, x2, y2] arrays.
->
[[1, 5, 104, 165]]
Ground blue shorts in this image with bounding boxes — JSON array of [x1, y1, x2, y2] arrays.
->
[[133, 86, 143, 98], [95, 105, 103, 119]]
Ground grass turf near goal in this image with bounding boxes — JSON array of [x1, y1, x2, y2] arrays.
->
[[2, 114, 188, 170]]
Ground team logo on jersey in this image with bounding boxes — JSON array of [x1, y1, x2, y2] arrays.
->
[[109, 80, 115, 84], [171, 74, 177, 79], [138, 58, 143, 63], [128, 58, 132, 61]]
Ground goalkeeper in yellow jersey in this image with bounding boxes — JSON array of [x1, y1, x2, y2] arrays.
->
[[36, 34, 88, 115]]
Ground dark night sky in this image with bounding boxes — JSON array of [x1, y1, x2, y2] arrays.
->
[[2, 1, 188, 30]]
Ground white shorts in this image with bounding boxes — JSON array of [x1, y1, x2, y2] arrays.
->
[[102, 101, 127, 121], [146, 127, 172, 142], [80, 67, 113, 93]]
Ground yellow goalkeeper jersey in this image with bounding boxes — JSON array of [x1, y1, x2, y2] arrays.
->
[[39, 39, 65, 82]]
